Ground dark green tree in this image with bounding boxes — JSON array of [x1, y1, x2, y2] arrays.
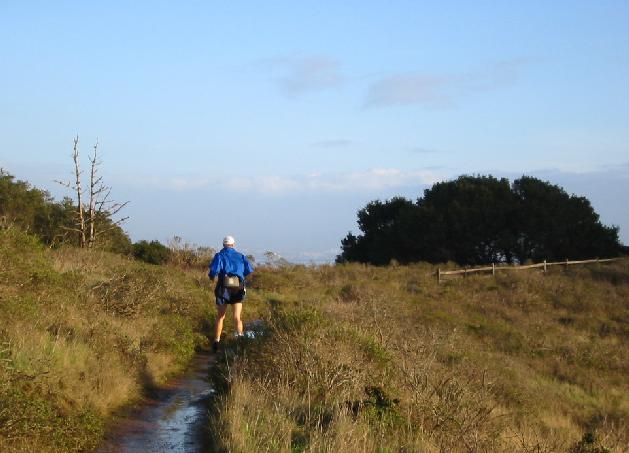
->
[[133, 240, 171, 265], [512, 176, 620, 261], [1, 170, 48, 232], [338, 175, 621, 265], [415, 175, 517, 264], [337, 197, 415, 265]]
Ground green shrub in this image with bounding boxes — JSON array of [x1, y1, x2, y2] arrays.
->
[[132, 240, 171, 265]]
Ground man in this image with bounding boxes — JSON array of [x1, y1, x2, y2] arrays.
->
[[208, 235, 254, 353]]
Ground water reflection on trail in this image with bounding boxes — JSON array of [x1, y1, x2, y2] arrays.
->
[[97, 321, 265, 453], [96, 352, 215, 453]]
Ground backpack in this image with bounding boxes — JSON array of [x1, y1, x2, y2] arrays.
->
[[222, 273, 242, 294], [223, 274, 240, 288]]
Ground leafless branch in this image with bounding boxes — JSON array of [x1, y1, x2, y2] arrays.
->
[[93, 217, 130, 237], [108, 201, 130, 216], [54, 179, 72, 188], [88, 139, 99, 247], [60, 225, 86, 234], [70, 135, 87, 247], [95, 187, 112, 212]]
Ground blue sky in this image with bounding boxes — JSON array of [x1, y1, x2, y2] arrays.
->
[[2, 1, 628, 262]]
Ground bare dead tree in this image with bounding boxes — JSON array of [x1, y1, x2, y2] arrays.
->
[[56, 136, 87, 247], [56, 135, 128, 249], [0, 168, 7, 229], [88, 139, 101, 247], [88, 140, 129, 247]]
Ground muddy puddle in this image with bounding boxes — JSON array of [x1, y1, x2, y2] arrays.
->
[[96, 351, 216, 453]]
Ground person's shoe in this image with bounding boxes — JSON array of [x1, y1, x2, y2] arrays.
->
[[212, 341, 220, 353]]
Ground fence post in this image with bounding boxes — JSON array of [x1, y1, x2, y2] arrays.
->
[[437, 267, 441, 284], [565, 258, 569, 270], [543, 260, 547, 273], [492, 262, 495, 276], [464, 267, 467, 278]]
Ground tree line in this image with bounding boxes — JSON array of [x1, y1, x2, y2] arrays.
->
[[0, 168, 132, 253], [0, 169, 223, 266], [337, 175, 624, 265]]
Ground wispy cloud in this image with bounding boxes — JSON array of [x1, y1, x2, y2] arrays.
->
[[140, 168, 440, 195], [225, 175, 300, 194], [367, 74, 451, 107], [168, 177, 211, 190], [119, 174, 211, 191], [311, 139, 356, 148], [226, 168, 439, 194], [313, 168, 439, 191], [410, 146, 440, 154], [366, 60, 524, 108], [261, 56, 345, 96]]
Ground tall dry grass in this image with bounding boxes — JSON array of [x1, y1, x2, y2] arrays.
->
[[0, 227, 216, 452], [209, 260, 628, 452]]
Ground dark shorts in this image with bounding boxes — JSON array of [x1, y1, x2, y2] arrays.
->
[[215, 286, 246, 306]]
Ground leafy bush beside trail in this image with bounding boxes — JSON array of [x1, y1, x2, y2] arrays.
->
[[210, 262, 628, 452]]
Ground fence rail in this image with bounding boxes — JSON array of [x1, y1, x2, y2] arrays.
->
[[437, 258, 622, 283]]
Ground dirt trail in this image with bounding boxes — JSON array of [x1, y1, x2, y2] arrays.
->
[[96, 351, 216, 453]]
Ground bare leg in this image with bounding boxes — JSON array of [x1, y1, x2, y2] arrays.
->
[[214, 304, 227, 342], [232, 303, 244, 335]]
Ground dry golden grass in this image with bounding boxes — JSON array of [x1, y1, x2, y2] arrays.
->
[[2, 225, 626, 452], [210, 260, 628, 452]]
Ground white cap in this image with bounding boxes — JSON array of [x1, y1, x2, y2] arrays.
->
[[223, 235, 235, 246]]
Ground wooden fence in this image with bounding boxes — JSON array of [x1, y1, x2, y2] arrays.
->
[[437, 257, 622, 283]]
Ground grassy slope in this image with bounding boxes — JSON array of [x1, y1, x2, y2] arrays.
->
[[2, 225, 627, 452], [0, 227, 217, 452], [210, 261, 628, 452]]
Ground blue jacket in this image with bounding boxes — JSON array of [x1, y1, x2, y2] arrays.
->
[[209, 247, 254, 280]]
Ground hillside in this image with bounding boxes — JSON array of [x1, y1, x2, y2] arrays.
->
[[0, 227, 217, 452], [1, 225, 628, 452], [210, 261, 629, 452]]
